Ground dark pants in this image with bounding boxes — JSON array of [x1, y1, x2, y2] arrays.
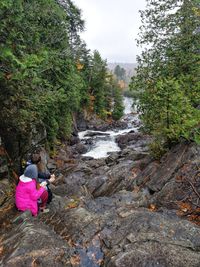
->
[[47, 187, 52, 204]]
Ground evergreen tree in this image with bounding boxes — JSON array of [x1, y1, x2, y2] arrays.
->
[[130, 0, 200, 155], [104, 74, 124, 120], [90, 50, 108, 117], [0, 0, 124, 159], [112, 86, 124, 120], [114, 65, 126, 81], [0, 0, 84, 155]]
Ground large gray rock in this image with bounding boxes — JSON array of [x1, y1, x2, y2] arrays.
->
[[104, 209, 200, 267], [38, 196, 200, 267], [0, 211, 73, 267], [1, 132, 200, 267], [116, 132, 151, 150], [131, 143, 200, 214]]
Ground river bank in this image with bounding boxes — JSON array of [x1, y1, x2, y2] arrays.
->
[[0, 98, 200, 266]]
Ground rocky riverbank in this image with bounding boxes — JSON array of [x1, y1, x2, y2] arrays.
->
[[1, 125, 200, 266]]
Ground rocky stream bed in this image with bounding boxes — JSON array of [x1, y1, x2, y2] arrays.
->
[[0, 100, 200, 267]]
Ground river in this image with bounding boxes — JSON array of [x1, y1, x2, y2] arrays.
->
[[78, 97, 140, 158]]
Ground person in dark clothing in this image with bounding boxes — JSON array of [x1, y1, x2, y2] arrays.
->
[[37, 170, 53, 204], [27, 153, 55, 204]]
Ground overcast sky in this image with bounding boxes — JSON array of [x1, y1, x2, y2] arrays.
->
[[72, 0, 147, 63]]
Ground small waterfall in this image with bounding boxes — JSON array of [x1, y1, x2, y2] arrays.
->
[[78, 97, 139, 159], [123, 96, 134, 114]]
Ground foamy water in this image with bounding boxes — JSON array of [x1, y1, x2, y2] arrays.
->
[[78, 97, 139, 159]]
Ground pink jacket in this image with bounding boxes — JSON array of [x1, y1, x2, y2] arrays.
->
[[15, 175, 45, 216]]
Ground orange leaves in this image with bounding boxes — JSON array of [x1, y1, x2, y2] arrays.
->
[[176, 201, 200, 225], [105, 117, 113, 124], [70, 255, 80, 266], [118, 80, 126, 89], [76, 61, 84, 71], [0, 147, 6, 156], [175, 175, 184, 182], [176, 202, 192, 216], [66, 202, 78, 209], [4, 73, 12, 80], [12, 171, 19, 181], [148, 204, 157, 212], [65, 198, 79, 210], [31, 258, 38, 267], [67, 238, 76, 247], [188, 212, 200, 226], [0, 244, 4, 258], [174, 163, 200, 225], [89, 95, 95, 101], [131, 167, 140, 179], [87, 95, 95, 113], [55, 158, 64, 169], [177, 201, 192, 212]]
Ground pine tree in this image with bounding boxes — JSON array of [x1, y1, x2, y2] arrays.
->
[[112, 86, 124, 120], [0, 0, 85, 155], [0, 0, 124, 159], [130, 0, 200, 155], [90, 50, 108, 117], [114, 65, 126, 81]]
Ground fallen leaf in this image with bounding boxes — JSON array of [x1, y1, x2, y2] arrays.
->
[[70, 255, 80, 266], [148, 204, 157, 211], [31, 258, 38, 267]]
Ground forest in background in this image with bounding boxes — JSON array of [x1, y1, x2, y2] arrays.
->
[[0, 0, 124, 158]]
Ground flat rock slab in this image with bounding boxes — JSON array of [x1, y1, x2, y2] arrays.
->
[[103, 209, 200, 267], [38, 195, 200, 267], [0, 211, 73, 267]]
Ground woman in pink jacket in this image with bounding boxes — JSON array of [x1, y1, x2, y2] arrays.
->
[[15, 164, 47, 216]]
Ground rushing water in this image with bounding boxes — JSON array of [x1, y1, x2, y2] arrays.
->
[[123, 96, 135, 114], [78, 97, 139, 159]]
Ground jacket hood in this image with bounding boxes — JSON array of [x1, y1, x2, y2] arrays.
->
[[19, 174, 32, 183]]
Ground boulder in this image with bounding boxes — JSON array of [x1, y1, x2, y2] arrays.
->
[[104, 209, 200, 267], [1, 210, 73, 267]]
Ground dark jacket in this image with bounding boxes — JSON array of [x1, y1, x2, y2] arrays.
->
[[26, 160, 52, 203]]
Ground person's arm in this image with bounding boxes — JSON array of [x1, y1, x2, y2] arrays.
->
[[38, 172, 55, 185], [29, 182, 46, 201], [38, 171, 51, 180]]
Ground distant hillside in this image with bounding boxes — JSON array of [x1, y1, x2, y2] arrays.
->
[[107, 62, 137, 77]]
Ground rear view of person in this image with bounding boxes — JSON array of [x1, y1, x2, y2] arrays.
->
[[15, 164, 47, 216], [28, 153, 55, 204]]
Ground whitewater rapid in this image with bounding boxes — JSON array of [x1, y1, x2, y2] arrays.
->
[[78, 97, 139, 159]]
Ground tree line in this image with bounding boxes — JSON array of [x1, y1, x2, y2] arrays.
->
[[0, 0, 124, 157], [130, 0, 200, 157]]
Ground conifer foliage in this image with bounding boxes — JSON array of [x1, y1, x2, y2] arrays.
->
[[0, 0, 124, 157], [130, 0, 200, 156]]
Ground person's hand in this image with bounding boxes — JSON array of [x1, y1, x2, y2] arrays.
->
[[40, 181, 47, 187], [49, 174, 55, 183]]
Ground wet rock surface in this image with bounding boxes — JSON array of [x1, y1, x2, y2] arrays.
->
[[116, 132, 152, 151], [1, 210, 73, 267], [1, 132, 200, 266], [75, 111, 128, 133]]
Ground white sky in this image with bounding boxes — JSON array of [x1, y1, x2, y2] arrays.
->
[[72, 0, 147, 63]]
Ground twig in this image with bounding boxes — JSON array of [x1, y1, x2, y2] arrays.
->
[[189, 201, 200, 209], [187, 180, 200, 200]]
